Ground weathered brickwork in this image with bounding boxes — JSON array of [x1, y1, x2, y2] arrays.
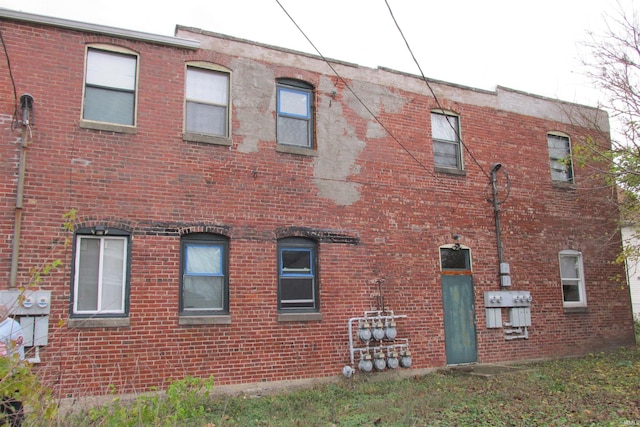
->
[[0, 11, 635, 398]]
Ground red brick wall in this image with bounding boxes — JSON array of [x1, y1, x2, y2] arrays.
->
[[0, 18, 635, 398]]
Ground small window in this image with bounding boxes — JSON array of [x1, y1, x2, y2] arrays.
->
[[185, 66, 230, 137], [83, 47, 138, 126], [440, 246, 471, 270], [180, 234, 229, 314], [548, 133, 574, 183], [278, 238, 318, 311], [431, 111, 462, 170], [277, 79, 314, 148], [72, 228, 130, 316], [559, 250, 586, 307]]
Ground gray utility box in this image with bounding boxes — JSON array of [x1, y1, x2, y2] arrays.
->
[[0, 290, 51, 347], [484, 290, 532, 328]]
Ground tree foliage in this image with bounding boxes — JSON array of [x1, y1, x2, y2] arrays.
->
[[580, 1, 640, 219]]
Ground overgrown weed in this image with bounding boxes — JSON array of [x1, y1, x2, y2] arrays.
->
[[64, 346, 640, 426]]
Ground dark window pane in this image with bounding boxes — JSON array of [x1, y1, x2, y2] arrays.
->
[[562, 283, 580, 302], [440, 248, 470, 270], [282, 250, 311, 271], [280, 277, 314, 308], [84, 87, 134, 125]]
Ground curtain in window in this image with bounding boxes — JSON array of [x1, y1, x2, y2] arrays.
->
[[183, 245, 224, 310]]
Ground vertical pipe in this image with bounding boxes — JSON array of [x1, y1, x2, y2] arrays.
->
[[491, 164, 503, 273], [10, 121, 29, 288]]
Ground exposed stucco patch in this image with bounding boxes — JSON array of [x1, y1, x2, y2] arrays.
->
[[344, 80, 406, 139], [231, 58, 275, 153], [314, 76, 365, 206]]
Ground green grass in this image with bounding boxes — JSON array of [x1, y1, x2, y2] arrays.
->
[[66, 346, 640, 427]]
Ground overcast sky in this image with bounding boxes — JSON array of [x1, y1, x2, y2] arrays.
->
[[0, 0, 634, 107]]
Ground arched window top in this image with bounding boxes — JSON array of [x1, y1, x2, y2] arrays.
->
[[548, 130, 570, 138], [181, 231, 229, 241], [278, 236, 317, 244], [75, 225, 131, 236], [431, 108, 459, 117], [559, 249, 581, 256], [186, 61, 231, 73], [86, 43, 138, 56], [277, 78, 314, 90]]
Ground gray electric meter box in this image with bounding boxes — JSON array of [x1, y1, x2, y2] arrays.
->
[[0, 289, 51, 348]]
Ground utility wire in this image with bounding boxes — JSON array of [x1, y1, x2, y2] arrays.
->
[[274, 0, 438, 180], [383, 0, 491, 179], [0, 29, 18, 126]]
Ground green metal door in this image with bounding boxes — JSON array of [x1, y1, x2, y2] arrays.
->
[[440, 247, 477, 365]]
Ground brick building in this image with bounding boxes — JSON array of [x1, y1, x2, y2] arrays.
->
[[0, 8, 635, 398]]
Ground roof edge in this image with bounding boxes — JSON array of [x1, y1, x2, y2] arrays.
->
[[0, 7, 199, 50]]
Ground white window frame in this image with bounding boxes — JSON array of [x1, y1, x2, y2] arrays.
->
[[81, 45, 139, 130], [73, 233, 128, 316], [184, 62, 231, 143], [431, 110, 463, 170], [547, 132, 574, 183], [559, 249, 587, 307]]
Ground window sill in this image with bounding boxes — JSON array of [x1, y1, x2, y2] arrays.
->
[[276, 144, 318, 157], [183, 132, 232, 146], [434, 166, 466, 176], [178, 315, 232, 326], [277, 312, 323, 322], [79, 120, 137, 134], [67, 317, 130, 329], [563, 306, 588, 314]]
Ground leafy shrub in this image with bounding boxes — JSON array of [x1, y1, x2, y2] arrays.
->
[[73, 375, 215, 426], [0, 355, 57, 425]]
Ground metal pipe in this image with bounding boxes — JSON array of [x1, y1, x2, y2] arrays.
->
[[491, 163, 504, 282], [504, 327, 528, 340], [10, 124, 29, 288], [348, 315, 408, 365]]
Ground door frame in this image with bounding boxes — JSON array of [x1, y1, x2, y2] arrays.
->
[[439, 244, 478, 365]]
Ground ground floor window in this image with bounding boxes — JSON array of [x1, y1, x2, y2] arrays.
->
[[559, 249, 586, 307], [72, 228, 130, 316], [180, 233, 229, 314], [278, 238, 318, 311]]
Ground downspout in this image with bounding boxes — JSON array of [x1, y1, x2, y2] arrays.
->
[[10, 94, 33, 288], [491, 163, 503, 279]]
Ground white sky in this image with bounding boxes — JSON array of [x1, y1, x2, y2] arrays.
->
[[0, 0, 634, 107]]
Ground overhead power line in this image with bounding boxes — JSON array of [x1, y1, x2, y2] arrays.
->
[[0, 29, 19, 126], [383, 0, 490, 179], [274, 0, 438, 179]]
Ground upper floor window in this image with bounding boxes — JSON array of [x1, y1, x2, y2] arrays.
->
[[276, 79, 314, 149], [548, 133, 574, 183], [185, 65, 230, 138], [431, 111, 462, 170], [559, 250, 586, 307], [278, 238, 318, 312], [72, 227, 130, 317], [180, 233, 229, 315], [83, 46, 138, 126]]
